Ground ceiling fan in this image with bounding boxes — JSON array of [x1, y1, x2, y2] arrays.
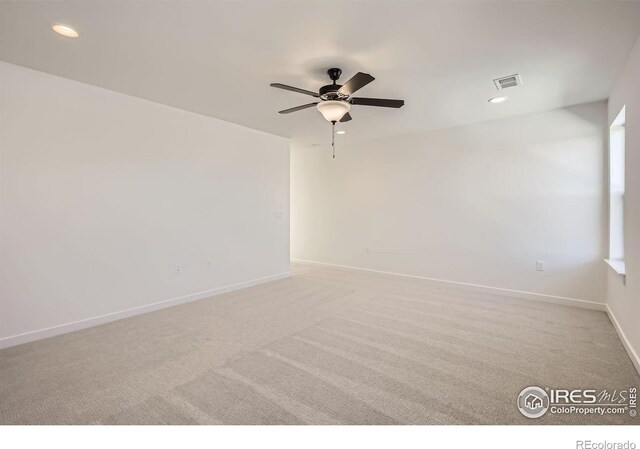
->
[[270, 68, 404, 124]]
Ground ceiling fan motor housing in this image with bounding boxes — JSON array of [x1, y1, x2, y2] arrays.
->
[[319, 84, 349, 101]]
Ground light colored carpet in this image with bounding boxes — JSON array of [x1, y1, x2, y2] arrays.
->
[[0, 262, 638, 424]]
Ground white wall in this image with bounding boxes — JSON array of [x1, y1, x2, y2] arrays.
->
[[607, 35, 640, 369], [292, 101, 607, 303], [0, 61, 290, 346]]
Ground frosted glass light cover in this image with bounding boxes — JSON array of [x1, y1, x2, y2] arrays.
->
[[316, 101, 351, 122]]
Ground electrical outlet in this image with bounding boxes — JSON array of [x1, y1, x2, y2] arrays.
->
[[275, 211, 284, 219], [364, 247, 370, 254], [536, 260, 545, 272], [175, 263, 183, 274], [205, 260, 212, 270]]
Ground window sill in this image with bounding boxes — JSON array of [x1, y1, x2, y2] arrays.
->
[[605, 259, 626, 276]]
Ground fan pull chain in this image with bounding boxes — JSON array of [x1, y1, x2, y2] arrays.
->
[[331, 121, 336, 159]]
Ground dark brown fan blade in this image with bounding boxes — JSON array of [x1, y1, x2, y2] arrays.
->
[[350, 97, 404, 108], [338, 72, 375, 95], [340, 112, 352, 122], [270, 83, 319, 97], [278, 103, 319, 114]]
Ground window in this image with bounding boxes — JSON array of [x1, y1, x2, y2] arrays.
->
[[607, 106, 626, 276]]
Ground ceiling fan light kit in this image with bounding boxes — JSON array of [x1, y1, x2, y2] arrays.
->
[[271, 68, 404, 158], [316, 100, 351, 122]]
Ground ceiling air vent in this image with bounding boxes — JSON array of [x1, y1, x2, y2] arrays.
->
[[493, 74, 522, 90]]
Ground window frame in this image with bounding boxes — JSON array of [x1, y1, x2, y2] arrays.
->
[[606, 105, 626, 277]]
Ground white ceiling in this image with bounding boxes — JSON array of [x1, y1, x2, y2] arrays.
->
[[1, 1, 640, 147]]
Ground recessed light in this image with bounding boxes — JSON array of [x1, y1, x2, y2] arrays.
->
[[488, 96, 508, 104], [52, 24, 79, 38], [336, 130, 346, 135]]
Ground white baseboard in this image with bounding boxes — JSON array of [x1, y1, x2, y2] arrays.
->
[[291, 258, 606, 311], [606, 305, 640, 375], [0, 271, 291, 350]]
